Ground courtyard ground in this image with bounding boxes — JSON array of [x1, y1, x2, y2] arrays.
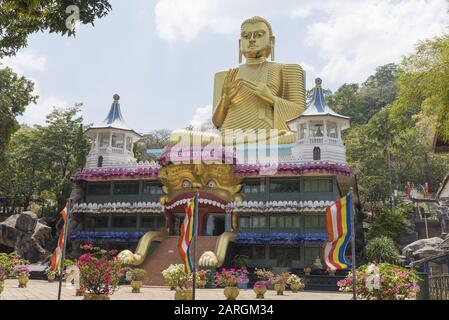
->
[[0, 279, 351, 300]]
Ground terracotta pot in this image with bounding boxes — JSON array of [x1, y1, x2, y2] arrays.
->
[[290, 283, 305, 293], [131, 280, 142, 293], [197, 279, 207, 288], [83, 293, 110, 300], [174, 289, 193, 300], [18, 274, 29, 288], [253, 285, 267, 299], [274, 283, 285, 295], [224, 286, 239, 300]]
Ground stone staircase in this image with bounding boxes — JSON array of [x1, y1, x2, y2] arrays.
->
[[142, 236, 218, 286]]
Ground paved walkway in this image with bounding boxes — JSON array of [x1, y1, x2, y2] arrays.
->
[[0, 279, 351, 300]]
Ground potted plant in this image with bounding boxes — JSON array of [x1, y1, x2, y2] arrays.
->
[[44, 268, 59, 282], [130, 268, 147, 293], [0, 269, 6, 295], [196, 269, 210, 288], [13, 265, 31, 288], [214, 268, 244, 300], [271, 272, 291, 295], [76, 244, 124, 300], [287, 274, 304, 292], [254, 268, 274, 298], [162, 264, 182, 290], [253, 280, 269, 299]]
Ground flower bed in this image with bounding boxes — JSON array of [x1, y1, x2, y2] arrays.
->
[[337, 263, 420, 300]]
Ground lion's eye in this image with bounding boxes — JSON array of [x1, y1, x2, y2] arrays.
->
[[182, 180, 191, 188], [207, 180, 217, 188]]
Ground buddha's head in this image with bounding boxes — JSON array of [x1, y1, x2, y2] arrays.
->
[[239, 16, 275, 63]]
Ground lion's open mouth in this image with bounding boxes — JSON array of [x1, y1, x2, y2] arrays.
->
[[165, 191, 227, 211]]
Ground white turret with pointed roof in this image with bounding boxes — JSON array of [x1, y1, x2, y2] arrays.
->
[[85, 94, 142, 168], [287, 78, 350, 164]]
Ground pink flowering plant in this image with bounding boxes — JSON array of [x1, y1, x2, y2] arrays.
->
[[76, 243, 124, 295], [214, 268, 247, 288], [0, 268, 6, 281], [13, 265, 31, 276], [337, 263, 420, 300]]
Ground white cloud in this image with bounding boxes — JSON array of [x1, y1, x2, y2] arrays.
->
[[18, 93, 68, 126], [189, 104, 212, 129], [1, 50, 68, 126], [154, 0, 290, 42], [0, 50, 47, 74], [297, 0, 449, 88]]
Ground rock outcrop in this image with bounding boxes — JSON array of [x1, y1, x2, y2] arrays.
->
[[0, 211, 54, 263], [402, 237, 444, 261]]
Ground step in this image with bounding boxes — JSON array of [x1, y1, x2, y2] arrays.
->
[[142, 236, 218, 286]]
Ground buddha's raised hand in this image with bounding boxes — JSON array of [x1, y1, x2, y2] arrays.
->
[[222, 68, 242, 100]]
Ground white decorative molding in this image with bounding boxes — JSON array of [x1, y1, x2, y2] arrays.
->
[[72, 202, 164, 214], [226, 200, 334, 213]]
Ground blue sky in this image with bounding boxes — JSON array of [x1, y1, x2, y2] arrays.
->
[[1, 0, 448, 134]]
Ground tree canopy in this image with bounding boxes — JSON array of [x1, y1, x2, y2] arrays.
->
[[0, 0, 112, 57]]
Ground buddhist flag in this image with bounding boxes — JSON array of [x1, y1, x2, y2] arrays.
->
[[178, 195, 197, 273], [323, 194, 352, 270], [50, 205, 69, 271]]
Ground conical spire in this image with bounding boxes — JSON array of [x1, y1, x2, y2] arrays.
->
[[100, 94, 131, 130]]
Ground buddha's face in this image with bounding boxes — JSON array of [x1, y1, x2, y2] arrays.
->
[[240, 21, 271, 59]]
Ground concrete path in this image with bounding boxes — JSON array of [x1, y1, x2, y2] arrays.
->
[[0, 279, 351, 300]]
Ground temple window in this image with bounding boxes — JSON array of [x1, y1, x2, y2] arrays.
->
[[269, 246, 300, 267], [253, 246, 266, 259], [85, 216, 108, 229], [242, 179, 264, 193], [304, 214, 327, 231], [141, 216, 164, 229], [126, 136, 133, 151], [310, 122, 324, 137], [327, 121, 338, 138], [143, 182, 163, 195], [251, 216, 267, 228], [113, 182, 140, 195], [99, 133, 110, 147], [112, 216, 137, 228], [304, 177, 333, 192], [299, 124, 307, 139], [111, 133, 125, 148], [87, 182, 111, 196], [238, 216, 251, 228], [313, 147, 321, 160], [270, 216, 300, 228], [269, 178, 300, 193]]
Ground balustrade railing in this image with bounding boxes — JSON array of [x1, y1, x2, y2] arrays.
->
[[429, 274, 449, 300], [297, 137, 341, 145]]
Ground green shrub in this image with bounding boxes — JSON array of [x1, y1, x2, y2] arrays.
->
[[365, 236, 402, 265]]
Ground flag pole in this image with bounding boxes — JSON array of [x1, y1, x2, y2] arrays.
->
[[349, 188, 357, 301], [192, 191, 199, 300], [57, 200, 71, 300]]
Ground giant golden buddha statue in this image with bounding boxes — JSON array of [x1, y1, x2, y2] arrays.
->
[[212, 16, 306, 144]]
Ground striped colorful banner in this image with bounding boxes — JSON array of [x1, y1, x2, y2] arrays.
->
[[323, 194, 352, 270], [50, 205, 68, 271], [178, 195, 197, 273]]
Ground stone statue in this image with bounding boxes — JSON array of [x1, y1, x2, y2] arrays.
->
[[212, 16, 306, 143]]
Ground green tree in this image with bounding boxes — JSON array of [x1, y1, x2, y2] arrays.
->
[[0, 0, 112, 57], [0, 67, 37, 166], [392, 34, 449, 142], [365, 236, 402, 265], [367, 203, 411, 243], [36, 105, 90, 212]]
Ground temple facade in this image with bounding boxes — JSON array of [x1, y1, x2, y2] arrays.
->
[[68, 78, 359, 285]]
